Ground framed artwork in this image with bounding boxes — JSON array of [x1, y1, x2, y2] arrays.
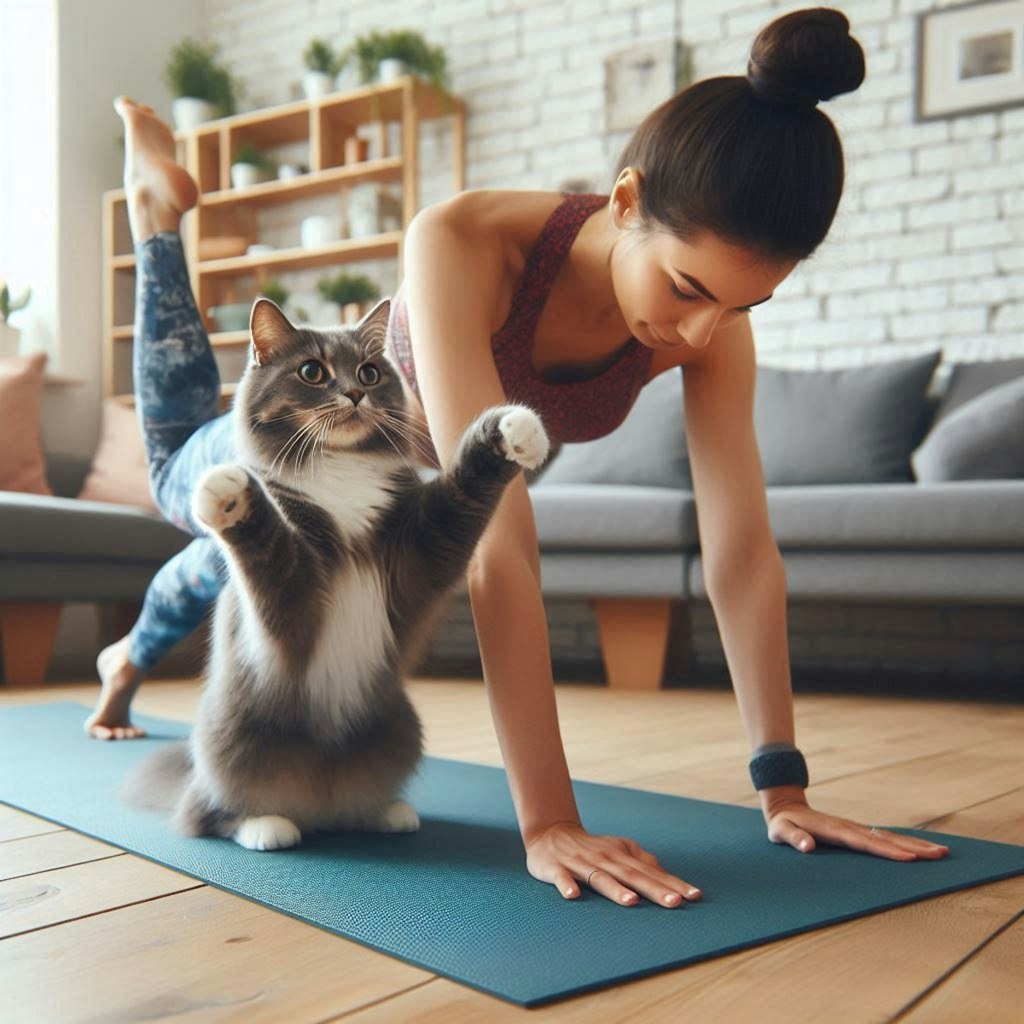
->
[[915, 0, 1024, 120]]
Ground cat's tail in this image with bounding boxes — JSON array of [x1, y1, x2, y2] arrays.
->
[[121, 741, 193, 814]]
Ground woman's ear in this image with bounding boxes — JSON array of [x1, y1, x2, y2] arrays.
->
[[610, 167, 644, 230]]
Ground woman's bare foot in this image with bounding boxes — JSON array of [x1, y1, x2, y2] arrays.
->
[[84, 635, 147, 741], [114, 95, 198, 243]]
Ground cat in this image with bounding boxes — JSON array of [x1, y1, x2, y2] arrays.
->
[[125, 296, 549, 851]]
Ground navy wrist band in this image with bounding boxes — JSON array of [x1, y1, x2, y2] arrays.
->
[[749, 748, 809, 791]]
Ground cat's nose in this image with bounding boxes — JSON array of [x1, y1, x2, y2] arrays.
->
[[344, 389, 365, 406]]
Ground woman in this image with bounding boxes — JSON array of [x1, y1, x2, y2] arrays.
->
[[89, 8, 949, 905]]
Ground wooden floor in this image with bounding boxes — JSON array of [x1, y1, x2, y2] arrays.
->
[[1, 676, 1022, 1023]]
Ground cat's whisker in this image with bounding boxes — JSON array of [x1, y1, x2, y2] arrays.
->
[[273, 413, 328, 475], [372, 412, 436, 466], [370, 417, 419, 474]]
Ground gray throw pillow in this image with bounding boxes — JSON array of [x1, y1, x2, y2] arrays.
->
[[912, 375, 1024, 482], [935, 356, 1024, 424], [754, 351, 941, 485], [532, 367, 690, 489]]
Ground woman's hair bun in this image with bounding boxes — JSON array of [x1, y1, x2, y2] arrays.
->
[[747, 7, 865, 110]]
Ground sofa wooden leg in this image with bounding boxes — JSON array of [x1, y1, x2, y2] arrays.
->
[[0, 602, 62, 687], [590, 598, 672, 690]]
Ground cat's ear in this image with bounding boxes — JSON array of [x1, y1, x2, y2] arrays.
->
[[358, 298, 391, 358], [250, 298, 294, 366]]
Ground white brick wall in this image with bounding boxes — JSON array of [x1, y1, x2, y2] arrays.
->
[[200, 0, 1022, 365]]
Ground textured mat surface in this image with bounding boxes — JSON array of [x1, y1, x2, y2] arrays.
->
[[2, 702, 1023, 1006]]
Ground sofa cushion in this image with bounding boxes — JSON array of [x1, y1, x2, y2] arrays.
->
[[533, 367, 689, 489], [934, 356, 1024, 423], [912, 376, 1024, 482], [529, 484, 698, 550], [78, 400, 159, 511], [754, 352, 941, 485], [764, 482, 1024, 549], [0, 492, 189, 562], [0, 352, 52, 496]]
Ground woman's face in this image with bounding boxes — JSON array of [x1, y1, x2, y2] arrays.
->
[[609, 193, 797, 353]]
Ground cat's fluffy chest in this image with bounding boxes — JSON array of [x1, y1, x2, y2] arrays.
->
[[286, 453, 403, 542]]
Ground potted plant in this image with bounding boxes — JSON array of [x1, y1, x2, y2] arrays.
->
[[258, 279, 290, 310], [0, 281, 31, 358], [317, 272, 380, 324], [303, 39, 339, 100], [231, 142, 276, 189], [347, 30, 448, 89], [164, 38, 240, 131]]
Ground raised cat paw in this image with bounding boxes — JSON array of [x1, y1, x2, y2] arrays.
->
[[193, 465, 252, 532], [233, 815, 302, 851], [496, 406, 549, 470]]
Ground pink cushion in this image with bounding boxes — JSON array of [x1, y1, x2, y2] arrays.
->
[[0, 352, 52, 496], [78, 399, 158, 512]]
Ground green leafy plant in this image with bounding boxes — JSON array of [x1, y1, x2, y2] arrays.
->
[[345, 30, 448, 89], [303, 38, 340, 75], [0, 281, 31, 324], [163, 38, 240, 115], [317, 273, 380, 307], [232, 142, 275, 170], [259, 279, 290, 309]]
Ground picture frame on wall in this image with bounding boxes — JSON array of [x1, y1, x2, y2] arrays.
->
[[915, 0, 1024, 121]]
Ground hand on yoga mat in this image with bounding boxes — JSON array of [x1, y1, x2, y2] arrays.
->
[[525, 821, 703, 907], [762, 793, 951, 861]]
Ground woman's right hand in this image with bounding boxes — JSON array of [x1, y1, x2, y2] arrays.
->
[[525, 821, 703, 907]]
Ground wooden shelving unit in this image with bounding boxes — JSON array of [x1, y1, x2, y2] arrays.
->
[[102, 76, 466, 405]]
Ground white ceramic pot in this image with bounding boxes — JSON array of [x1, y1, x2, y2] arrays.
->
[[172, 97, 219, 132], [302, 70, 333, 100], [378, 58, 407, 82], [300, 215, 337, 249], [231, 162, 263, 190], [0, 322, 21, 358]]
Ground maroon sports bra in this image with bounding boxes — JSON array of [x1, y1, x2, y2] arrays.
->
[[386, 192, 654, 460]]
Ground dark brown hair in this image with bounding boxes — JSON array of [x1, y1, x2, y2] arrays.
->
[[615, 7, 866, 263]]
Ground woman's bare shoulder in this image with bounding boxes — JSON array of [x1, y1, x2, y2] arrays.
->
[[427, 189, 566, 257]]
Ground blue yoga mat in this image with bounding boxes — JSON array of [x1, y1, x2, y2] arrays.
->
[[2, 703, 1022, 1006]]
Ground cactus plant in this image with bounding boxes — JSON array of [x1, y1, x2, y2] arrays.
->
[[0, 281, 31, 324]]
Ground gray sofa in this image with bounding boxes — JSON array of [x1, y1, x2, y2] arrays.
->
[[1, 352, 1021, 688]]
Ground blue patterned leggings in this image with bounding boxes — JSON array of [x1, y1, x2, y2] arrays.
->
[[127, 233, 231, 669]]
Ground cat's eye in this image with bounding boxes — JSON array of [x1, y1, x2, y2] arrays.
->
[[357, 363, 382, 387], [298, 360, 326, 385]]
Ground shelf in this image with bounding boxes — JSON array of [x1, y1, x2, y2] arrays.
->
[[112, 254, 136, 270], [198, 232, 403, 276], [111, 325, 134, 340], [200, 158, 404, 210], [175, 78, 463, 144]]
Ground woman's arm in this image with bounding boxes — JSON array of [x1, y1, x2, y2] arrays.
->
[[683, 316, 948, 862], [402, 197, 701, 905]]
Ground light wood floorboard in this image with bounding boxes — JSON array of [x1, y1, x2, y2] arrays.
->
[[1, 677, 1021, 1023]]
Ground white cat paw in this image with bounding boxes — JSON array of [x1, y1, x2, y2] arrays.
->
[[233, 815, 302, 851], [498, 406, 549, 470], [380, 799, 420, 833], [193, 465, 252, 532]]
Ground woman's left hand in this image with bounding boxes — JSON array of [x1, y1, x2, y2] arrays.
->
[[761, 790, 950, 861]]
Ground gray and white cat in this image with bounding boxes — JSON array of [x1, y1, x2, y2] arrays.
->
[[126, 297, 549, 851]]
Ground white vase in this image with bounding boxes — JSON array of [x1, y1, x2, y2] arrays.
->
[[378, 58, 407, 83], [231, 162, 263, 190], [172, 97, 219, 132], [0, 322, 21, 358], [302, 70, 333, 100], [335, 64, 360, 91]]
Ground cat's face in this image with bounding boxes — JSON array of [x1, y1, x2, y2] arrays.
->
[[234, 298, 414, 475]]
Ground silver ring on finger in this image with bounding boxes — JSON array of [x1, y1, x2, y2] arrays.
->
[[869, 825, 880, 836], [587, 868, 601, 888]]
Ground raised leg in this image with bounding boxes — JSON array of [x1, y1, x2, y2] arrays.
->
[[590, 597, 672, 690]]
